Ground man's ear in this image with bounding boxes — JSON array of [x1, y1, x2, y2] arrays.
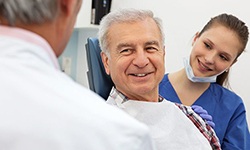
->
[[163, 45, 166, 56], [60, 0, 76, 16], [101, 52, 110, 75]]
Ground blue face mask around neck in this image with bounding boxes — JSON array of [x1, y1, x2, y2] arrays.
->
[[183, 57, 226, 83]]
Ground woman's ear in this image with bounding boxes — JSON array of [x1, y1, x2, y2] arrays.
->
[[192, 32, 200, 46]]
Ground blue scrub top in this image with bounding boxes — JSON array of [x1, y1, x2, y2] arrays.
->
[[159, 74, 250, 150]]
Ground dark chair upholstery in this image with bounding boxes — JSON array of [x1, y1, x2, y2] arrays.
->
[[85, 37, 114, 100]]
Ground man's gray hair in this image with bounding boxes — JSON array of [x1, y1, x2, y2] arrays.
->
[[0, 0, 58, 26], [98, 8, 165, 56]]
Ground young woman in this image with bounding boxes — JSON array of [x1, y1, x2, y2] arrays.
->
[[159, 13, 250, 149]]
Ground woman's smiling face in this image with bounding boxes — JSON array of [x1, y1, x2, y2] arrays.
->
[[190, 24, 242, 77]]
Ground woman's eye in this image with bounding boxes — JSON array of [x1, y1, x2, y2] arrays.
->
[[204, 42, 212, 49], [220, 55, 228, 61]]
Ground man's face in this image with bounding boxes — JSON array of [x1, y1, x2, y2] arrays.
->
[[101, 18, 165, 101]]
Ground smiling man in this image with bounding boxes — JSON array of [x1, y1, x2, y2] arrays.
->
[[101, 17, 165, 102], [99, 8, 221, 150]]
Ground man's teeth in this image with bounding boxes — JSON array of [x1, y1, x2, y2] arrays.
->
[[134, 74, 146, 77]]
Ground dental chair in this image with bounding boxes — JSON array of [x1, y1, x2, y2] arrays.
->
[[85, 37, 114, 100]]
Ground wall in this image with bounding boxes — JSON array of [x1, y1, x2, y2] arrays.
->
[[110, 0, 250, 127], [59, 28, 98, 87], [58, 30, 78, 81], [75, 28, 99, 87]]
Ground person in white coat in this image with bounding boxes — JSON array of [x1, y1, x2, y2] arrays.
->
[[0, 0, 155, 150]]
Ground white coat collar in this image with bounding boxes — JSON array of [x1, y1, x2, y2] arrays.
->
[[0, 25, 59, 69]]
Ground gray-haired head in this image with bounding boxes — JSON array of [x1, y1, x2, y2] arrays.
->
[[0, 0, 58, 26], [98, 8, 165, 56]]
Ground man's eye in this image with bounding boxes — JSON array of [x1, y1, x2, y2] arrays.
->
[[120, 49, 129, 53], [146, 47, 158, 51], [120, 49, 132, 55]]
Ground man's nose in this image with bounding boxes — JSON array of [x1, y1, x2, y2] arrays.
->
[[132, 49, 149, 68]]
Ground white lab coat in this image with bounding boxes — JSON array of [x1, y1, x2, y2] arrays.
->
[[0, 26, 155, 150]]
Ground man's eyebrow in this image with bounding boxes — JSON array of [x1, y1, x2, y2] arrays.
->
[[145, 40, 160, 46], [116, 40, 160, 50], [117, 43, 134, 49]]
